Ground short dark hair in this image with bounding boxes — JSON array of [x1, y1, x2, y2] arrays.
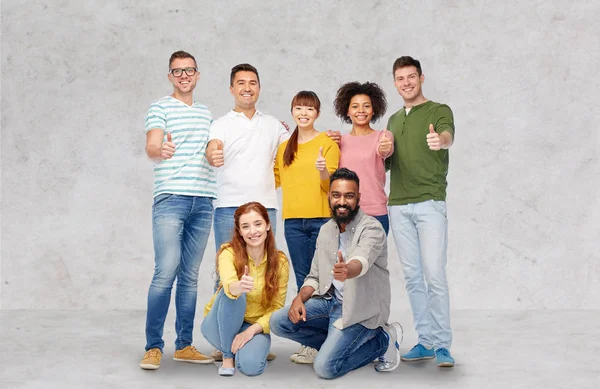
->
[[329, 168, 360, 189], [392, 56, 422, 76], [333, 81, 387, 124], [169, 50, 197, 69], [230, 63, 260, 86]]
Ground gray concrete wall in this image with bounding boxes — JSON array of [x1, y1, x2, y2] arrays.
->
[[1, 0, 598, 310]]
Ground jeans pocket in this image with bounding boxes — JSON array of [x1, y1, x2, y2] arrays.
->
[[431, 200, 447, 217], [153, 193, 175, 209]]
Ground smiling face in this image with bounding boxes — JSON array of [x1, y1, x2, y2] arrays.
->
[[238, 210, 270, 249], [168, 58, 199, 95], [329, 179, 360, 226], [230, 70, 260, 111], [393, 65, 425, 105], [292, 104, 319, 129], [347, 94, 374, 126]]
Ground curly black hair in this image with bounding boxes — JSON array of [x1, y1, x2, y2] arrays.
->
[[333, 81, 387, 124]]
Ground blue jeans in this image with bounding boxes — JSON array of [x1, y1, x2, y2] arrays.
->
[[270, 295, 388, 379], [373, 214, 389, 235], [201, 290, 271, 376], [212, 207, 277, 290], [389, 200, 452, 349], [145, 194, 213, 352], [284, 218, 330, 291]]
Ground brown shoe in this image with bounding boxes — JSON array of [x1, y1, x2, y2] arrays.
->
[[173, 346, 214, 364], [140, 348, 162, 370], [212, 348, 276, 361]]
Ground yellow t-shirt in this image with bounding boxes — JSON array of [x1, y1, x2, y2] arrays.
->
[[274, 132, 340, 219], [203, 247, 289, 333]]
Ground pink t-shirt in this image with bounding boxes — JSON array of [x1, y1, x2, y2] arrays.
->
[[339, 130, 394, 216]]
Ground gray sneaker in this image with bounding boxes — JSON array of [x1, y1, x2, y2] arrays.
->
[[292, 345, 318, 364], [374, 322, 403, 372]]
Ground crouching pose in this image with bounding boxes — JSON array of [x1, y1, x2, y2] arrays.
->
[[270, 168, 402, 379], [201, 202, 289, 376]]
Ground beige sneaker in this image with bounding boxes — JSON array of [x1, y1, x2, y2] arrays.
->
[[140, 348, 162, 370], [211, 348, 223, 362], [213, 348, 276, 361], [173, 345, 214, 364], [292, 345, 317, 364]]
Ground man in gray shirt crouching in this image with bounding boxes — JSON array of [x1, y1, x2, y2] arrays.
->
[[270, 167, 403, 379]]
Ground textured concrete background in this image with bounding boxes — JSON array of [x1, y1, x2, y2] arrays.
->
[[1, 0, 598, 310]]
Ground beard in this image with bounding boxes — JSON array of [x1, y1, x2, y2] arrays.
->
[[330, 203, 360, 226]]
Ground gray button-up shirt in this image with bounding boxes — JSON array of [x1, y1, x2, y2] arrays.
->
[[302, 209, 390, 330]]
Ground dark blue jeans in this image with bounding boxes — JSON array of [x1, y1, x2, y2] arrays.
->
[[373, 214, 389, 235], [284, 217, 330, 291]]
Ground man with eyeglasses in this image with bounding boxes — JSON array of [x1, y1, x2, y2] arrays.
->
[[140, 50, 215, 370]]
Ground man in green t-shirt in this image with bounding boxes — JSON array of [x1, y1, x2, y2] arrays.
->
[[386, 56, 455, 367]]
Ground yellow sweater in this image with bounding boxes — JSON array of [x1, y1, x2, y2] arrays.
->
[[274, 132, 340, 219], [203, 247, 289, 333]]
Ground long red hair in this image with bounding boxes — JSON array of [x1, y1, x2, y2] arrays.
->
[[216, 202, 283, 309]]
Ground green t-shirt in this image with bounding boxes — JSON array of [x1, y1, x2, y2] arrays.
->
[[386, 100, 455, 205]]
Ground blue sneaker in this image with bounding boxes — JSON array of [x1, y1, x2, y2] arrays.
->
[[435, 348, 455, 367], [400, 344, 435, 361]]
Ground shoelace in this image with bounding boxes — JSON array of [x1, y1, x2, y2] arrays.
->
[[146, 350, 161, 358], [437, 348, 449, 357]]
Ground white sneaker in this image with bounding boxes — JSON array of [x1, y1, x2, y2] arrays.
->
[[290, 345, 306, 362], [375, 322, 403, 372], [291, 345, 318, 364]]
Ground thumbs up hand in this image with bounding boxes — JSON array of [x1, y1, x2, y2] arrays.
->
[[210, 139, 225, 167], [378, 130, 393, 156], [426, 124, 441, 151], [239, 265, 254, 293], [315, 146, 327, 171], [161, 132, 176, 160], [333, 250, 349, 282]]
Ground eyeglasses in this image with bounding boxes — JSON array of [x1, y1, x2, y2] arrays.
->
[[169, 67, 197, 77]]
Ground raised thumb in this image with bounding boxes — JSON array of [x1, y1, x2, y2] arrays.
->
[[217, 140, 223, 151], [337, 250, 344, 263], [318, 146, 323, 157], [167, 132, 172, 142], [244, 265, 249, 276], [429, 124, 435, 134]]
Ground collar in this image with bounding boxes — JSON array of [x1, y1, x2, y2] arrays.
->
[[227, 109, 263, 120]]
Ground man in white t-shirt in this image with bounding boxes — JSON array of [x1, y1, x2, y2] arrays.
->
[[206, 64, 289, 254]]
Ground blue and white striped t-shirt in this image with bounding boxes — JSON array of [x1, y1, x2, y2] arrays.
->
[[145, 96, 216, 199]]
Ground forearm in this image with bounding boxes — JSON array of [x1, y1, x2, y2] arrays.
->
[[145, 144, 162, 162], [246, 322, 263, 335], [227, 281, 244, 297], [296, 286, 315, 303], [346, 259, 363, 279], [440, 131, 453, 149]]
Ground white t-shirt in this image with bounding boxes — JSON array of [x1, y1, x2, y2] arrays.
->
[[209, 109, 289, 209]]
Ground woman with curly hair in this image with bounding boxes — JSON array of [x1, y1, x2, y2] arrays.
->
[[201, 201, 289, 377], [334, 81, 394, 234]]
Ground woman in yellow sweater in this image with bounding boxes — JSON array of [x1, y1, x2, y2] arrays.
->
[[274, 91, 340, 363], [201, 202, 289, 377]]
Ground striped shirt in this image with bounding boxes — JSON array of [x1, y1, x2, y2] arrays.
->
[[145, 96, 216, 198]]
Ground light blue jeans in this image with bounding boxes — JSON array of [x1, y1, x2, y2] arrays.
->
[[270, 295, 388, 379], [212, 207, 277, 290], [201, 289, 271, 376], [145, 194, 213, 352], [389, 199, 452, 349]]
